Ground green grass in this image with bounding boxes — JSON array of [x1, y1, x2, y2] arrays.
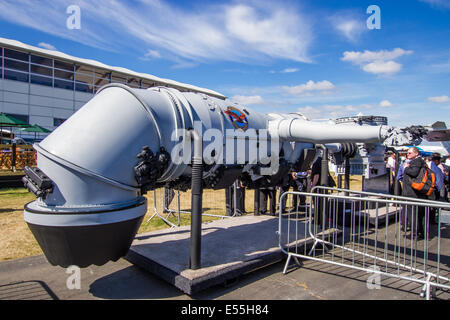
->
[[0, 187, 32, 198], [0, 170, 25, 176], [0, 187, 40, 261]]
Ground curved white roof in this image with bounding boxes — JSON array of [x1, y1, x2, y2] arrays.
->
[[0, 37, 226, 100]]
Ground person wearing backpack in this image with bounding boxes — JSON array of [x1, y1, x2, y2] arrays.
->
[[402, 147, 436, 239]]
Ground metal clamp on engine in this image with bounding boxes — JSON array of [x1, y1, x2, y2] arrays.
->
[[22, 166, 53, 199], [134, 146, 170, 193]]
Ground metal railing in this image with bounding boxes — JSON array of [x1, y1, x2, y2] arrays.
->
[[278, 187, 450, 300], [146, 186, 243, 228]]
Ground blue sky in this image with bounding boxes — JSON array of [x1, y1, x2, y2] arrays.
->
[[0, 0, 449, 129]]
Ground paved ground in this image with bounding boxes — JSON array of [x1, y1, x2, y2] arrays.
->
[[0, 252, 441, 300], [1, 210, 448, 301]]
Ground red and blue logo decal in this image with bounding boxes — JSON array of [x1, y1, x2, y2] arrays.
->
[[224, 106, 248, 131]]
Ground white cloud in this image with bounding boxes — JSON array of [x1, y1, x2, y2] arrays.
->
[[283, 80, 336, 95], [419, 0, 450, 9], [170, 60, 199, 69], [296, 103, 373, 120], [431, 60, 450, 72], [323, 104, 358, 112], [269, 68, 300, 74], [341, 48, 413, 75], [281, 68, 300, 73], [0, 1, 314, 65], [296, 106, 321, 120], [324, 103, 371, 112], [379, 100, 393, 107], [143, 49, 161, 59], [224, 4, 312, 63], [331, 13, 365, 42], [336, 21, 362, 41], [321, 104, 372, 118], [362, 61, 402, 74], [231, 95, 265, 105], [428, 95, 450, 103], [38, 42, 57, 51], [341, 48, 413, 64]]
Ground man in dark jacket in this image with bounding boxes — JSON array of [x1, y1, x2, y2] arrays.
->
[[402, 147, 435, 239]]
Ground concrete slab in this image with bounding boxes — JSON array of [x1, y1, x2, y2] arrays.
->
[[359, 204, 400, 225], [126, 215, 332, 295], [126, 215, 282, 294], [441, 209, 450, 224]]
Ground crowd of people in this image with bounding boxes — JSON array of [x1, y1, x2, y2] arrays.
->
[[164, 147, 449, 240], [225, 156, 333, 216], [386, 147, 449, 239], [386, 148, 449, 202], [225, 147, 449, 240]]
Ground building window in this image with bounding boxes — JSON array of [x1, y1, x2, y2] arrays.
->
[[75, 72, 92, 83], [93, 69, 111, 91], [94, 69, 110, 79], [75, 71, 93, 93], [6, 113, 29, 124], [31, 74, 53, 87], [111, 73, 127, 84], [4, 69, 29, 82], [31, 64, 52, 77], [4, 48, 29, 62], [94, 78, 110, 88], [76, 65, 94, 74], [4, 59, 29, 72], [127, 77, 140, 88], [54, 78, 74, 90], [31, 54, 52, 67], [4, 49, 30, 83], [75, 82, 92, 93], [54, 69, 74, 80], [141, 80, 155, 88], [0, 48, 165, 94], [53, 118, 66, 127], [54, 59, 74, 71]]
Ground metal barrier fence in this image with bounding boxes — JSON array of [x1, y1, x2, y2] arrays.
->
[[146, 185, 257, 227], [278, 187, 450, 300]]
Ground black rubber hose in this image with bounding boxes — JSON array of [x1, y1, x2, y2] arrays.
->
[[189, 128, 204, 270], [189, 162, 203, 270]]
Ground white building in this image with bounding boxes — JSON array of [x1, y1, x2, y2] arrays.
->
[[0, 37, 225, 141]]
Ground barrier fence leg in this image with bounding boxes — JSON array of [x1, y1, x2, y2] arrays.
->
[[283, 254, 302, 274]]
